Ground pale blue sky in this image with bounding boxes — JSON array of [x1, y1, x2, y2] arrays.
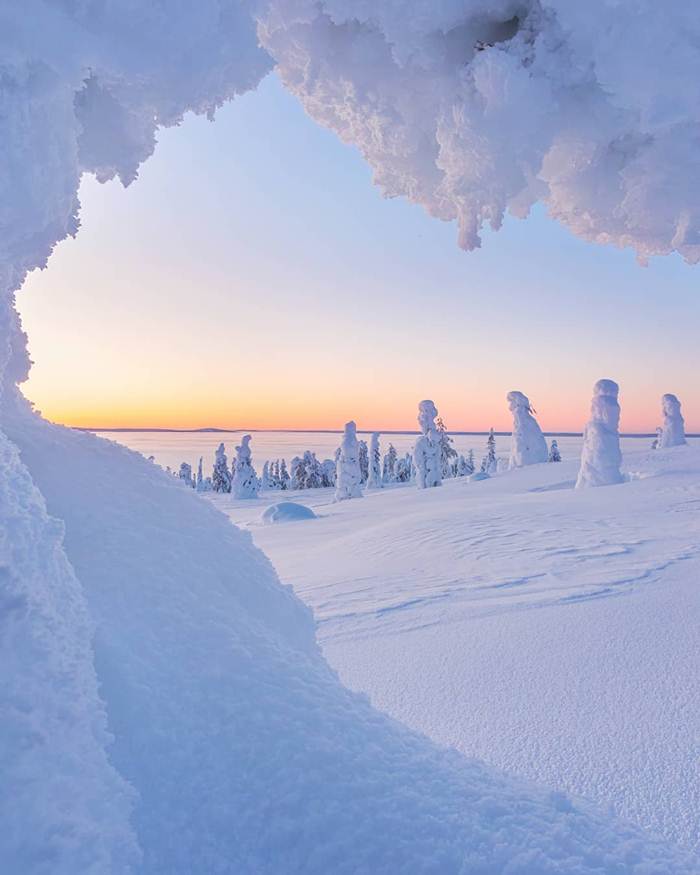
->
[[19, 73, 700, 432]]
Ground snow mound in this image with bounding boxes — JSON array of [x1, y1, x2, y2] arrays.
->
[[262, 501, 317, 524], [469, 471, 491, 481], [3, 392, 698, 873]]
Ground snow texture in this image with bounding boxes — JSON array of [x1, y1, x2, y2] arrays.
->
[[659, 393, 687, 449], [335, 420, 363, 501], [576, 379, 624, 489], [415, 400, 441, 489], [508, 391, 548, 468], [230, 438, 700, 860], [231, 434, 259, 499], [7, 394, 698, 872], [262, 501, 317, 524]]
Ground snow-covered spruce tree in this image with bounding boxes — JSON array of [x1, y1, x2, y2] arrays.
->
[[178, 462, 194, 488], [466, 449, 475, 475], [367, 433, 383, 489], [481, 430, 497, 474], [303, 451, 323, 489], [507, 391, 548, 468], [436, 416, 458, 479], [456, 454, 467, 477], [358, 439, 369, 485], [382, 443, 397, 483], [321, 459, 336, 488], [651, 428, 662, 450], [196, 457, 204, 491], [415, 400, 442, 489], [290, 456, 306, 490], [576, 379, 624, 489], [212, 442, 232, 493], [548, 440, 561, 462], [335, 421, 363, 501], [261, 461, 271, 490], [279, 459, 290, 490], [231, 435, 259, 499], [659, 393, 687, 448]]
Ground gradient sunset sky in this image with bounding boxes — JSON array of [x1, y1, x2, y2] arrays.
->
[[17, 74, 700, 434]]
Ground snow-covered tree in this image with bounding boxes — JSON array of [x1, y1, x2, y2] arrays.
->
[[548, 439, 561, 462], [507, 391, 548, 468], [195, 456, 204, 491], [231, 435, 259, 499], [576, 379, 624, 488], [261, 461, 272, 490], [414, 400, 441, 489], [436, 416, 458, 478], [659, 393, 687, 448], [178, 462, 194, 488], [382, 443, 397, 483], [290, 456, 305, 490], [651, 428, 662, 451], [395, 454, 412, 483], [303, 451, 323, 489], [321, 459, 336, 488], [212, 442, 231, 493], [367, 433, 382, 489], [481, 430, 497, 474], [358, 439, 369, 484], [335, 420, 363, 501], [279, 459, 290, 490], [466, 449, 475, 475]]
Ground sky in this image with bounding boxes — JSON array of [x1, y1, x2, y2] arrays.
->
[[17, 72, 700, 434]]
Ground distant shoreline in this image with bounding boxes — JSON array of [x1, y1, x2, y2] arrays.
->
[[75, 427, 686, 438]]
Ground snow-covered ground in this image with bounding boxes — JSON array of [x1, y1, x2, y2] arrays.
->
[[218, 443, 700, 856]]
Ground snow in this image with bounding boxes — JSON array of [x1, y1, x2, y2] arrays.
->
[[335, 420, 363, 501], [414, 400, 441, 488], [576, 379, 625, 488], [659, 394, 687, 449], [508, 391, 548, 467], [5, 391, 698, 871], [262, 501, 317, 524], [225, 438, 700, 860]]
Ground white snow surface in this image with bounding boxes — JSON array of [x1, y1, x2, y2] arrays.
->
[[507, 391, 548, 467], [225, 440, 700, 860], [4, 391, 699, 872]]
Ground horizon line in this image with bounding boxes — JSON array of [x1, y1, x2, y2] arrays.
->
[[74, 426, 683, 438]]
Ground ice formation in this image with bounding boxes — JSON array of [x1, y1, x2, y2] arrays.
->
[[508, 391, 548, 468], [335, 420, 363, 500], [576, 379, 625, 489], [259, 0, 700, 264], [231, 434, 259, 499], [415, 400, 442, 489], [659, 393, 687, 448]]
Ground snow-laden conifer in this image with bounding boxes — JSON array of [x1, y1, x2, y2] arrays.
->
[[481, 430, 497, 475], [231, 435, 259, 499], [367, 433, 383, 489], [548, 440, 561, 463], [576, 380, 624, 488], [212, 443, 232, 493], [507, 392, 548, 468], [382, 444, 397, 483], [335, 421, 363, 500], [414, 400, 441, 489], [659, 394, 687, 448]]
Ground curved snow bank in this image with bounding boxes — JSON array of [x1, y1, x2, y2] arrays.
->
[[4, 395, 698, 874], [262, 501, 317, 524], [0, 428, 139, 873]]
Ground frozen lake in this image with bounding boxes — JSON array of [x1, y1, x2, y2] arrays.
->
[[90, 429, 682, 473]]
